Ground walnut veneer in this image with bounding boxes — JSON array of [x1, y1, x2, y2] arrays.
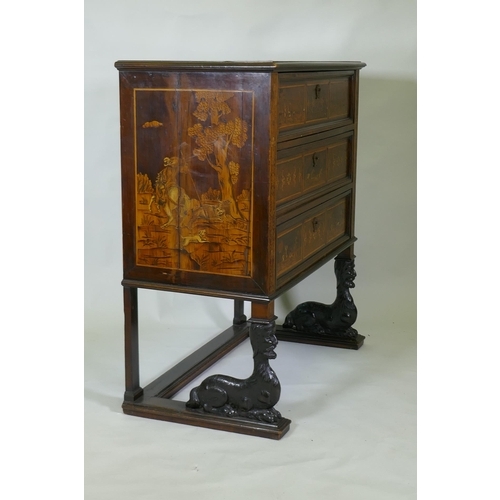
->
[[116, 61, 365, 439]]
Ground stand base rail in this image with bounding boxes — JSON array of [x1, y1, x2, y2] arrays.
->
[[122, 322, 291, 440]]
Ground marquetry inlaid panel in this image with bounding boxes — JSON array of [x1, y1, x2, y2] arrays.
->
[[278, 73, 353, 132], [276, 191, 351, 279], [133, 89, 254, 277], [276, 133, 353, 205]]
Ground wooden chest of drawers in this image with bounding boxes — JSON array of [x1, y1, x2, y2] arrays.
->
[[116, 61, 364, 301], [116, 61, 365, 439]]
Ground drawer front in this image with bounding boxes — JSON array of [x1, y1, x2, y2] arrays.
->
[[278, 72, 353, 132], [276, 132, 353, 205], [276, 191, 351, 278]]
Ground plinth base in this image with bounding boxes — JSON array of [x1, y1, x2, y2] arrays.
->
[[276, 325, 365, 350], [123, 398, 291, 439]]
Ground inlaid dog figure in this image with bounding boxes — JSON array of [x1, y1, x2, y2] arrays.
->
[[283, 258, 358, 338], [186, 322, 282, 423]]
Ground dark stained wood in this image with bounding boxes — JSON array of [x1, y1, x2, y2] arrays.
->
[[349, 70, 362, 240], [233, 299, 247, 325], [276, 188, 353, 288], [122, 319, 291, 439], [276, 236, 356, 293], [150, 323, 250, 399], [123, 237, 358, 301], [185, 315, 286, 429], [116, 61, 365, 439], [121, 277, 271, 302], [276, 325, 365, 350], [123, 287, 143, 402], [122, 398, 291, 440], [280, 256, 360, 344], [278, 71, 355, 140], [114, 61, 366, 72]]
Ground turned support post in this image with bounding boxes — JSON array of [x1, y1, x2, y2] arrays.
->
[[233, 299, 247, 325]]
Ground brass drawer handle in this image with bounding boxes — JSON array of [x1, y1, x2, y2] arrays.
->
[[312, 218, 319, 232], [315, 84, 321, 99]]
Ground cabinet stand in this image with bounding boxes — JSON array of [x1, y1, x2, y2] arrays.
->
[[121, 252, 363, 440], [122, 294, 291, 439]]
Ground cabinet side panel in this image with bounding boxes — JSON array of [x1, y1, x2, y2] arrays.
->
[[119, 70, 274, 298], [118, 73, 135, 275]]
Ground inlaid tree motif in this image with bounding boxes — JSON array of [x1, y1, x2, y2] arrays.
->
[[188, 92, 248, 219]]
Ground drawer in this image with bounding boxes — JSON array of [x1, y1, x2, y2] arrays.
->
[[276, 191, 351, 278], [276, 131, 353, 205], [278, 72, 353, 132]]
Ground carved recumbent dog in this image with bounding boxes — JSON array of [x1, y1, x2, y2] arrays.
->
[[283, 258, 358, 338], [186, 321, 282, 423]]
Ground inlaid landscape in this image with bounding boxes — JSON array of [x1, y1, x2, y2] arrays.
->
[[134, 89, 254, 277]]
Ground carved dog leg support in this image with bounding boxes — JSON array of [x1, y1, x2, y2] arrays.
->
[[186, 303, 283, 423], [277, 255, 365, 349]]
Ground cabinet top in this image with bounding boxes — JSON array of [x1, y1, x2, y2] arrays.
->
[[114, 60, 366, 72]]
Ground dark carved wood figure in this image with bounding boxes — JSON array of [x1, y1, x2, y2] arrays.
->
[[283, 258, 358, 338], [186, 321, 281, 423]]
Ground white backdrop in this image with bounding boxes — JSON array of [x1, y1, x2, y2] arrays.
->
[[85, 1, 416, 499]]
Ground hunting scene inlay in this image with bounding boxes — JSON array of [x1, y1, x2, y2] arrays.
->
[[134, 89, 254, 276]]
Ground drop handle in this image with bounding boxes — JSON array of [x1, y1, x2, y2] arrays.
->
[[315, 84, 321, 99], [312, 154, 319, 168]]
